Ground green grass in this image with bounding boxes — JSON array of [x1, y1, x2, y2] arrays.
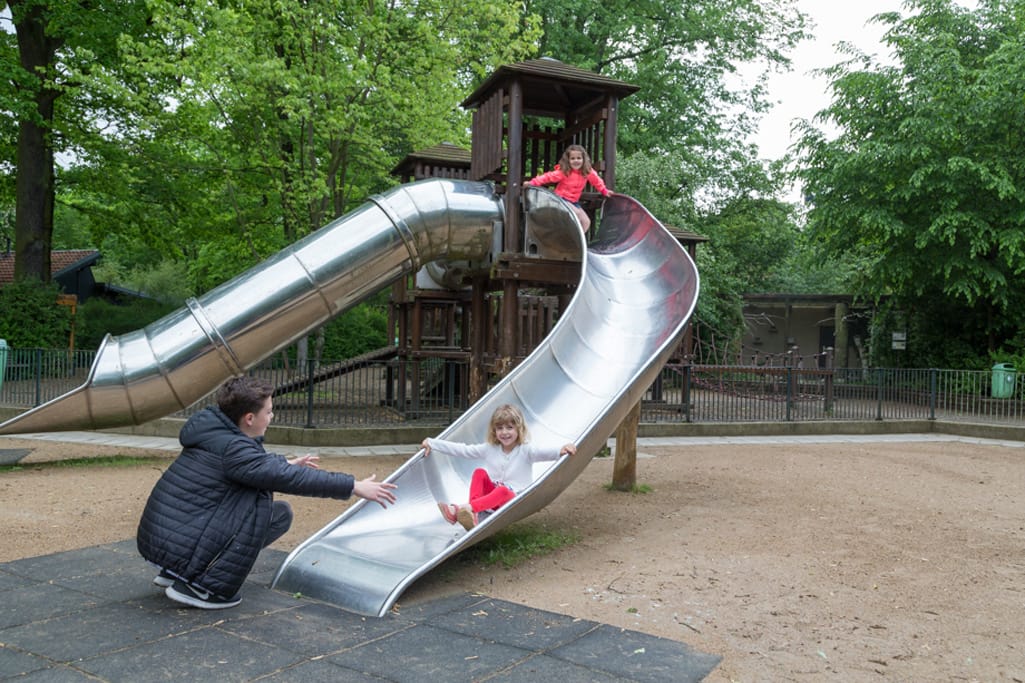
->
[[0, 454, 168, 473], [458, 523, 581, 569], [603, 482, 653, 494]]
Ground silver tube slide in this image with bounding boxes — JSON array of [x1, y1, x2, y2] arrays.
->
[[0, 179, 503, 435], [271, 187, 700, 616]]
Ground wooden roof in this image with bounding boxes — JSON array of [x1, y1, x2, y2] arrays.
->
[[390, 142, 471, 175], [666, 227, 709, 244], [0, 249, 100, 285], [461, 58, 640, 114]]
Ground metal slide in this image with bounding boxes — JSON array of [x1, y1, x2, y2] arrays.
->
[[272, 188, 699, 616], [0, 179, 698, 619], [0, 179, 505, 437]]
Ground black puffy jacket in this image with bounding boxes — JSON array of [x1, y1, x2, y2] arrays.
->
[[136, 406, 355, 598]]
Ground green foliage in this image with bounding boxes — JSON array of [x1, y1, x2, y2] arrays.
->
[[77, 297, 178, 350], [321, 301, 390, 359], [866, 293, 1020, 371], [63, 0, 541, 277], [458, 523, 580, 569], [530, 0, 808, 211], [701, 196, 801, 294], [123, 261, 194, 305], [796, 0, 1025, 356], [0, 280, 73, 347], [3, 0, 154, 282]]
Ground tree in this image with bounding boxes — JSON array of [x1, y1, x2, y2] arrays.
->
[[527, 0, 808, 215], [795, 0, 1025, 356], [65, 0, 539, 292], [1, 0, 151, 282], [524, 0, 809, 359]]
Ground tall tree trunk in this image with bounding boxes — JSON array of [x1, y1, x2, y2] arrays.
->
[[12, 0, 61, 283]]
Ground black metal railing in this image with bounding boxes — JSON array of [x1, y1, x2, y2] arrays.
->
[[1, 347, 1022, 428]]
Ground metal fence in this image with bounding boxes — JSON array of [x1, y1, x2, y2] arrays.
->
[[2, 347, 1023, 428], [642, 364, 1025, 425]]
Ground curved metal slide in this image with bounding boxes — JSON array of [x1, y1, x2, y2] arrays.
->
[[272, 188, 699, 616], [0, 178, 698, 618]]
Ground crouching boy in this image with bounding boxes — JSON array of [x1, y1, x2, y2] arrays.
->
[[137, 376, 396, 609]]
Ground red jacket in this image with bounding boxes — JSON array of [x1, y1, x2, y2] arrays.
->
[[528, 167, 610, 202]]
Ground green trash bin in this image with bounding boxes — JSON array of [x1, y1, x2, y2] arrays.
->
[[0, 339, 7, 392], [991, 362, 1016, 399]]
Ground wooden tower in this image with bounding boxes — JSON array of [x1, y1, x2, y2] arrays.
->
[[388, 59, 642, 411], [460, 58, 639, 370]]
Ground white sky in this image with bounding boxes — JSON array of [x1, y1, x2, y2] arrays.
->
[[752, 0, 977, 163]]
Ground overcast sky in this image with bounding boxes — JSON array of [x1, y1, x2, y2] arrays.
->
[[752, 0, 978, 162]]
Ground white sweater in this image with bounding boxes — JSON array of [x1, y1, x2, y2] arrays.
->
[[425, 438, 564, 492]]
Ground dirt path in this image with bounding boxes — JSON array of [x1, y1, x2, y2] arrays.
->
[[2, 436, 1023, 682]]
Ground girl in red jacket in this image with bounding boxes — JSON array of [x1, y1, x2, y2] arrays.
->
[[527, 144, 610, 232]]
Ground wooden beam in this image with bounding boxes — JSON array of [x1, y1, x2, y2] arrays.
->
[[492, 255, 582, 285]]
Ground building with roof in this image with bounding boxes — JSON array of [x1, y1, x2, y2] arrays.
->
[[0, 249, 101, 302]]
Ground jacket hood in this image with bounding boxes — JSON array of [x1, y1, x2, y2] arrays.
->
[[179, 406, 261, 453]]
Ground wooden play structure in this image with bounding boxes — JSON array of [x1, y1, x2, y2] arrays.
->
[[388, 58, 700, 413]]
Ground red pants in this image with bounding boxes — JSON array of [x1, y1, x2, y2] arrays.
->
[[468, 468, 515, 512]]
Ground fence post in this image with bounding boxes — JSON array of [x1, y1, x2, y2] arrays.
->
[[929, 368, 937, 420], [305, 357, 316, 429], [787, 360, 795, 420], [875, 367, 884, 421], [34, 348, 43, 407], [446, 360, 456, 424], [823, 347, 834, 413], [684, 364, 692, 423]]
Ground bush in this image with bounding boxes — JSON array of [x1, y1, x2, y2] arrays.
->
[[77, 297, 178, 350], [0, 280, 73, 347], [321, 300, 389, 359]]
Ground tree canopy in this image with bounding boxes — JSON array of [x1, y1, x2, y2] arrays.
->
[[795, 0, 1025, 360], [530, 0, 807, 219], [2, 0, 821, 361], [65, 0, 540, 291]]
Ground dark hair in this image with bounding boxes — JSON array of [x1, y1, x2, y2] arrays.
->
[[216, 376, 273, 424]]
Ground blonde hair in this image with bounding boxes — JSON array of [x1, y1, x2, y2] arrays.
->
[[487, 404, 529, 446], [558, 144, 594, 176]]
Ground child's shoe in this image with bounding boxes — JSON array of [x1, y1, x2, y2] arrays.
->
[[456, 505, 478, 531], [437, 502, 458, 524]]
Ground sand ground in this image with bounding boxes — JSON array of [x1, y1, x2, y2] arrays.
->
[[2, 435, 1023, 682]]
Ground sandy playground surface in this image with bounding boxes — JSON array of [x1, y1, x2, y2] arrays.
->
[[1, 434, 1023, 682]]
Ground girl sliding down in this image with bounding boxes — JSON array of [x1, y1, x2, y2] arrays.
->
[[423, 404, 576, 530]]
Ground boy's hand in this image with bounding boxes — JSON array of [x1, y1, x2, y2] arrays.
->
[[560, 443, 577, 457], [353, 474, 397, 508], [420, 438, 431, 456], [287, 454, 321, 469]]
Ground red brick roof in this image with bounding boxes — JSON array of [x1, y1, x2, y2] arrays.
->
[[0, 249, 100, 285]]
